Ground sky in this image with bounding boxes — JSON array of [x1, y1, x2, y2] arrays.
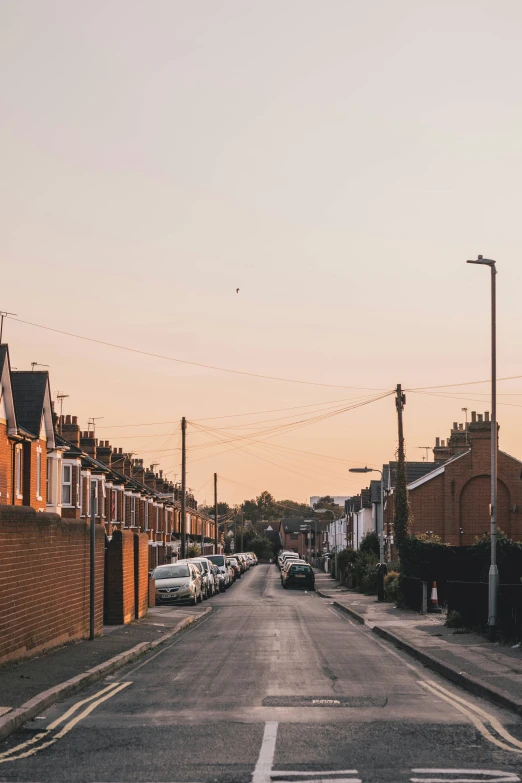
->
[[2, 0, 522, 506]]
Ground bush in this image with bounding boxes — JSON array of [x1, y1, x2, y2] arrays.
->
[[384, 575, 401, 603], [187, 543, 201, 558], [354, 551, 379, 594], [359, 531, 380, 558], [446, 610, 463, 628]]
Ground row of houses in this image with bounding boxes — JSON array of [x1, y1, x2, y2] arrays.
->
[[0, 344, 218, 567], [340, 410, 522, 553]]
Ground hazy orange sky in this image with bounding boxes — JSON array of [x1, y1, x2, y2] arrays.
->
[[2, 1, 522, 505]]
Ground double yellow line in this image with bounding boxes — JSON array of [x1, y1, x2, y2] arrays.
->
[[0, 681, 131, 764], [419, 678, 522, 754]]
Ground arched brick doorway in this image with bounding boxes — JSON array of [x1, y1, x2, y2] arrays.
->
[[459, 475, 510, 545]]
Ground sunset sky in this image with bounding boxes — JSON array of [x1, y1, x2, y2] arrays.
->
[[2, 0, 522, 505]]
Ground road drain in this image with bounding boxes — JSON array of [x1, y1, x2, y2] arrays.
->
[[262, 695, 387, 708]]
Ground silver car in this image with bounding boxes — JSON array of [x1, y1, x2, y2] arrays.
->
[[207, 554, 231, 590], [153, 563, 202, 606]]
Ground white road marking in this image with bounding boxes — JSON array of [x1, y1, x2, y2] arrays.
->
[[252, 721, 279, 783], [410, 770, 519, 783], [271, 773, 358, 778]]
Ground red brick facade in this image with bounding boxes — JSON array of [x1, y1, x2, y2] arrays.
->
[[0, 506, 104, 665]]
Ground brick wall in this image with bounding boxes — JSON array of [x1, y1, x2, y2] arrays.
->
[[0, 506, 104, 665], [134, 532, 149, 619], [105, 529, 136, 624]]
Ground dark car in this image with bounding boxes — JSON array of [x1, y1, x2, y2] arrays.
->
[[282, 563, 315, 590]]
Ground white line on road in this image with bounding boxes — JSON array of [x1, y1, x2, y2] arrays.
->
[[252, 721, 279, 783], [410, 769, 520, 782], [271, 772, 358, 777]]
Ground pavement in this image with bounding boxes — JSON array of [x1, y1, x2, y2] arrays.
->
[[1, 564, 522, 783], [315, 570, 522, 717], [0, 603, 211, 739]]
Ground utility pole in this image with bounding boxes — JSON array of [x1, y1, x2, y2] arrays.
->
[[181, 417, 186, 559], [233, 514, 237, 553], [393, 384, 409, 550], [240, 510, 244, 552], [89, 480, 96, 640], [214, 473, 218, 554]]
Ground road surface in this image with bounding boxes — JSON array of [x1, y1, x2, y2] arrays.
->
[[1, 564, 521, 783]]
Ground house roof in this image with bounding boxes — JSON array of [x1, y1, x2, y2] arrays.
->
[[280, 518, 306, 533], [11, 371, 50, 438], [406, 450, 470, 490], [370, 480, 381, 504], [384, 461, 439, 489]]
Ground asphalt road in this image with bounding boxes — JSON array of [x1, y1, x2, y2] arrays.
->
[[1, 564, 522, 783]]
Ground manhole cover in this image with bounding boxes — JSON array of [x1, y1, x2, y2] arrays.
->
[[262, 695, 387, 708]]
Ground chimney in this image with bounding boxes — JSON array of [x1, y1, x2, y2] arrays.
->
[[61, 413, 81, 448], [468, 408, 498, 446], [471, 411, 477, 423], [453, 422, 458, 430], [96, 440, 113, 466], [435, 437, 440, 448], [477, 414, 483, 423], [80, 430, 97, 459], [485, 411, 490, 422]]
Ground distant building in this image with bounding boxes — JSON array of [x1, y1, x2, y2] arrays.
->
[[309, 495, 350, 508]]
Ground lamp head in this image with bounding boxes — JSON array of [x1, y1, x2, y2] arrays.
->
[[349, 467, 373, 474], [467, 254, 496, 267]]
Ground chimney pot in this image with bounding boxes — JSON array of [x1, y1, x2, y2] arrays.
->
[[485, 411, 490, 422], [88, 431, 94, 438], [453, 422, 458, 430], [471, 411, 477, 423], [435, 437, 440, 448], [72, 416, 77, 425], [441, 440, 445, 447], [478, 414, 483, 422]]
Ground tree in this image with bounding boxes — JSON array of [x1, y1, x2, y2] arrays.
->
[[198, 501, 230, 517]]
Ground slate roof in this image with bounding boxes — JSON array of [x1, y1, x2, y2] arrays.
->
[[370, 480, 381, 504], [384, 461, 439, 489], [280, 518, 306, 533], [11, 371, 49, 438], [55, 433, 83, 457]]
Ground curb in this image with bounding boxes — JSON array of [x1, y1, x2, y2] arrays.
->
[[332, 601, 365, 624], [0, 607, 212, 742], [372, 624, 522, 719]]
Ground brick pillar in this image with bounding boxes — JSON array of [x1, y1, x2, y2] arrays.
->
[[106, 529, 135, 624]]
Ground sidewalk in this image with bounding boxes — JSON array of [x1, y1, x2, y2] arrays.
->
[[0, 604, 210, 740], [315, 571, 522, 717]]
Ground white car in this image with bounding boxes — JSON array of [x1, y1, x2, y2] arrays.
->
[[206, 554, 232, 590]]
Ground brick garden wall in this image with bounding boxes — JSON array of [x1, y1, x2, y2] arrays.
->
[[106, 529, 135, 625], [135, 532, 149, 619], [0, 506, 104, 665]]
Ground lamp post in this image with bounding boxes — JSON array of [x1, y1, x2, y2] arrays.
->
[[349, 467, 385, 600], [467, 254, 498, 641]]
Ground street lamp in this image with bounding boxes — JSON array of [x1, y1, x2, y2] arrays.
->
[[467, 254, 498, 641]]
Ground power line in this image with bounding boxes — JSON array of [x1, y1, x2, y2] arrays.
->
[[8, 316, 386, 391]]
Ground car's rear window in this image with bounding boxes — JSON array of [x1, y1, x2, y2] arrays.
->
[[153, 565, 189, 578], [207, 555, 225, 567], [290, 565, 312, 574]]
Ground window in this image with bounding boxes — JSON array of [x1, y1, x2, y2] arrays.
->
[[15, 446, 22, 497], [36, 449, 42, 499], [62, 465, 72, 505], [144, 501, 149, 530], [131, 496, 136, 526], [46, 457, 53, 504], [122, 494, 126, 526], [76, 469, 80, 507]]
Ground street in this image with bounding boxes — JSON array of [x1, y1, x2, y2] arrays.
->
[[1, 565, 521, 783]]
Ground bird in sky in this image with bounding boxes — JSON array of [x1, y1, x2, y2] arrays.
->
[[236, 288, 240, 294]]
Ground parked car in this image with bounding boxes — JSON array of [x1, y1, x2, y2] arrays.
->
[[192, 557, 219, 597], [282, 562, 315, 590], [277, 550, 296, 569], [177, 558, 212, 599], [207, 554, 232, 589], [279, 553, 300, 571], [152, 563, 203, 605], [280, 559, 307, 582], [235, 553, 249, 572], [226, 556, 241, 580], [247, 552, 258, 565]]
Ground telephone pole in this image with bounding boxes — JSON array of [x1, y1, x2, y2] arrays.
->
[[214, 473, 218, 554], [240, 510, 244, 552], [181, 417, 186, 559], [393, 384, 409, 549]]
